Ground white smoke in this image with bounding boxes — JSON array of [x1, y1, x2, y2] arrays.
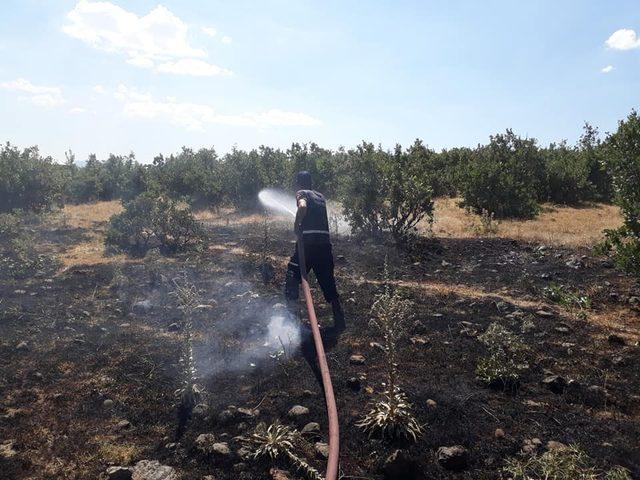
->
[[263, 313, 301, 350]]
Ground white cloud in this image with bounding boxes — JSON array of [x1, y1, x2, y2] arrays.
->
[[0, 78, 65, 107], [202, 26, 217, 37], [92, 84, 107, 94], [63, 1, 231, 76], [605, 28, 640, 50], [70, 107, 87, 113], [114, 84, 322, 130], [221, 35, 232, 44], [601, 65, 614, 73], [156, 58, 232, 77]]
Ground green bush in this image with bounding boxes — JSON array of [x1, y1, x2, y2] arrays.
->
[[0, 212, 56, 278], [105, 194, 204, 256], [476, 322, 528, 387], [461, 130, 545, 218], [340, 141, 434, 242], [504, 445, 631, 480], [0, 143, 65, 212], [598, 110, 640, 280], [544, 141, 592, 204]]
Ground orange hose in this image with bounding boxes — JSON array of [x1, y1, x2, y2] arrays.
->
[[296, 237, 340, 480]]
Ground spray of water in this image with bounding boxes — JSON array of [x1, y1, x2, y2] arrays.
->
[[258, 188, 296, 217]]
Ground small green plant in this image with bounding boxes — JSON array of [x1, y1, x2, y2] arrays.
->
[[242, 422, 323, 480], [357, 260, 423, 441], [542, 282, 591, 318], [504, 445, 631, 480], [476, 322, 528, 387], [465, 207, 499, 235]]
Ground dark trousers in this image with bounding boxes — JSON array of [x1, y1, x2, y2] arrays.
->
[[285, 242, 339, 303]]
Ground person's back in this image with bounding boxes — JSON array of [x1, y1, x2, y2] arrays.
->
[[296, 188, 330, 245], [285, 171, 344, 331]]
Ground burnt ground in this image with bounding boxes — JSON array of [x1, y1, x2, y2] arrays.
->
[[1, 211, 639, 479]]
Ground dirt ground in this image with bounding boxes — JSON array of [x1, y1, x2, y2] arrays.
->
[[1, 200, 639, 479]]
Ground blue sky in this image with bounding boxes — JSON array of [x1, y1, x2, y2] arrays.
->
[[1, 0, 639, 163]]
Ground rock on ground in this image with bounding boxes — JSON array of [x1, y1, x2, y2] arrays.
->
[[106, 466, 133, 480], [132, 460, 177, 480], [437, 445, 469, 471], [287, 405, 309, 417]]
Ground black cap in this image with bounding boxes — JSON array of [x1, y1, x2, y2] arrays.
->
[[296, 171, 313, 190]]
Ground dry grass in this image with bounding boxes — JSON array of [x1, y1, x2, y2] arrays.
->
[[54, 201, 124, 269], [430, 198, 622, 248]]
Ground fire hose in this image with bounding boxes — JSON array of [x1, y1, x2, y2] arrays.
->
[[296, 236, 340, 480]]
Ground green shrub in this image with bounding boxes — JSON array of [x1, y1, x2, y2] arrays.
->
[[461, 130, 545, 218], [341, 141, 434, 242], [504, 445, 631, 480], [0, 212, 56, 278], [544, 141, 592, 204], [105, 193, 204, 256], [476, 322, 528, 387], [598, 110, 640, 280], [0, 143, 65, 212]]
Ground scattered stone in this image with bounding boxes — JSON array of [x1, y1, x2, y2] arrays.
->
[[211, 442, 231, 456], [287, 405, 309, 417], [218, 410, 235, 424], [554, 324, 571, 333], [0, 440, 17, 459], [542, 374, 567, 394], [115, 419, 132, 431], [347, 377, 361, 391], [314, 442, 329, 459], [103, 399, 114, 409], [270, 468, 291, 480], [119, 323, 131, 328], [195, 434, 217, 454], [608, 334, 626, 346], [383, 449, 420, 480], [132, 300, 152, 314], [494, 428, 505, 439], [15, 341, 28, 351], [106, 466, 134, 480], [202, 476, 215, 480], [546, 440, 568, 451], [301, 389, 315, 397], [132, 460, 177, 480], [165, 443, 177, 450], [522, 438, 542, 455], [369, 341, 385, 351], [426, 399, 437, 410], [167, 323, 180, 332], [195, 304, 215, 310], [301, 422, 320, 435], [536, 310, 554, 318], [237, 407, 258, 418], [192, 404, 209, 418], [349, 354, 365, 365], [585, 385, 608, 407], [437, 445, 469, 471], [410, 336, 429, 345]]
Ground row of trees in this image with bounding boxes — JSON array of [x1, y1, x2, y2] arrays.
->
[[1, 111, 638, 266]]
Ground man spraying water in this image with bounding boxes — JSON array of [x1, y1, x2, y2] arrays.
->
[[285, 171, 345, 332]]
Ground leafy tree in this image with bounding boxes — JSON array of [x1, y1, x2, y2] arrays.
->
[[579, 123, 612, 201], [340, 141, 433, 242], [598, 110, 640, 279], [461, 130, 544, 218], [544, 141, 592, 204], [0, 142, 64, 212]]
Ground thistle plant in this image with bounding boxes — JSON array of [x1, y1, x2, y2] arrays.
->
[[170, 276, 202, 410], [357, 260, 423, 442], [242, 422, 323, 480]]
